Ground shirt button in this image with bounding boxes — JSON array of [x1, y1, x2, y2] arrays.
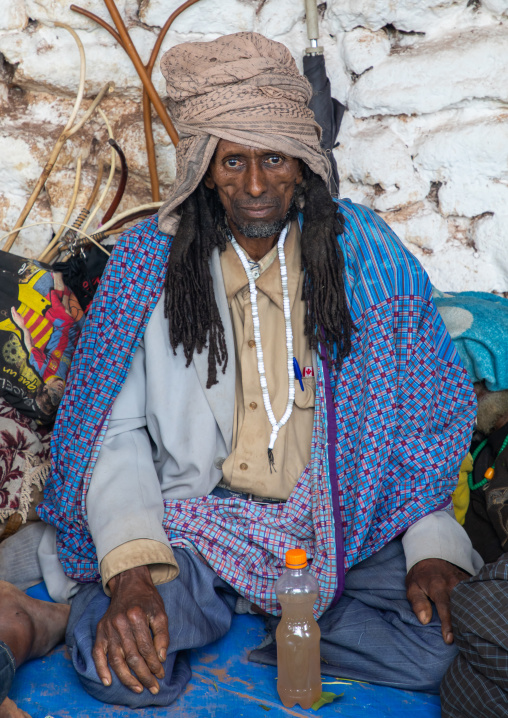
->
[[214, 457, 225, 470], [240, 462, 248, 471], [249, 402, 257, 410], [248, 339, 255, 348]]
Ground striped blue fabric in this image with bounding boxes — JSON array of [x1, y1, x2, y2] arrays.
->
[[38, 199, 476, 616]]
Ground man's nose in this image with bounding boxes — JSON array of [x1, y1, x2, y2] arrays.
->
[[244, 162, 267, 197]]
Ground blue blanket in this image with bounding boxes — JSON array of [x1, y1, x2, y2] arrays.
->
[[434, 290, 508, 392]]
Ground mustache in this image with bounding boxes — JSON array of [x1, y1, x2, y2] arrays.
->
[[233, 197, 282, 210]]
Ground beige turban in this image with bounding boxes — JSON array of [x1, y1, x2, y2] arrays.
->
[[158, 31, 331, 235]]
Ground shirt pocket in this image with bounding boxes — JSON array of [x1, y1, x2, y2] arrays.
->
[[294, 376, 315, 409]]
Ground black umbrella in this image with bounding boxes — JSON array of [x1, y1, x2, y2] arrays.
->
[[302, 0, 345, 195]]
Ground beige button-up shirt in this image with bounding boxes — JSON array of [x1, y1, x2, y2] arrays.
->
[[220, 221, 315, 500], [101, 222, 315, 588]]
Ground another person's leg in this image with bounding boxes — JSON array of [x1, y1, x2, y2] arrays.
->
[[251, 539, 457, 693], [441, 554, 508, 718], [0, 581, 70, 718], [67, 547, 237, 708]]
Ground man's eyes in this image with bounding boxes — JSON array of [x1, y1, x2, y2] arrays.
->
[[265, 155, 283, 165], [224, 155, 284, 168]]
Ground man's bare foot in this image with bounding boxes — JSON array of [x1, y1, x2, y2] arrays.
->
[[0, 581, 70, 718], [0, 581, 70, 665], [0, 696, 32, 718]]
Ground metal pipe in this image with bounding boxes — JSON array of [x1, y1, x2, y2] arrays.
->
[[305, 0, 319, 42]]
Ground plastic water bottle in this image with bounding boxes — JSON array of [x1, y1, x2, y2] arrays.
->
[[275, 548, 322, 709]]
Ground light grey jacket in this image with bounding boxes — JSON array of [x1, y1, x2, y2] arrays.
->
[[40, 249, 482, 602]]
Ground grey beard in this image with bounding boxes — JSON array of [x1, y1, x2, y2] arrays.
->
[[234, 216, 287, 239]]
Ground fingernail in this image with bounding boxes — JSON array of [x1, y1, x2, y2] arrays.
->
[[446, 632, 454, 644], [150, 685, 160, 695], [134, 686, 143, 693], [159, 650, 166, 662], [102, 678, 111, 687], [418, 611, 428, 624]]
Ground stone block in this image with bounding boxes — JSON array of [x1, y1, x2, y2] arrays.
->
[[342, 27, 390, 76], [255, 0, 305, 38], [483, 0, 508, 16], [348, 27, 508, 117], [0, 0, 27, 32], [379, 200, 448, 253], [335, 116, 429, 211], [474, 213, 508, 281], [24, 0, 139, 31], [326, 0, 459, 33], [0, 23, 155, 100], [140, 0, 255, 34]]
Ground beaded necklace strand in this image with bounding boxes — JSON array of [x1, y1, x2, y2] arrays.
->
[[468, 433, 508, 490], [229, 224, 294, 472]]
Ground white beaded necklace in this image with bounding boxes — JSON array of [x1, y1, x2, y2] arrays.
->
[[229, 224, 294, 471]]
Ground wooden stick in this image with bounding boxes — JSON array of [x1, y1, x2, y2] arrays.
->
[[4, 24, 86, 252], [0, 221, 111, 257], [142, 0, 201, 200], [102, 0, 179, 146], [82, 109, 116, 232], [38, 161, 103, 262], [37, 156, 82, 261], [3, 82, 113, 253]]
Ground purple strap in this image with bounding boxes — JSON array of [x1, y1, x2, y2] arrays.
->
[[320, 345, 345, 606]]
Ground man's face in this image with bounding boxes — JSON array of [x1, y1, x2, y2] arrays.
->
[[204, 140, 303, 239]]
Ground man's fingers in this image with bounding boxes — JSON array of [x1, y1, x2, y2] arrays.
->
[[431, 587, 454, 644], [129, 610, 165, 680], [151, 611, 170, 664], [109, 613, 160, 693], [107, 640, 147, 694], [406, 581, 433, 625], [92, 636, 113, 688]]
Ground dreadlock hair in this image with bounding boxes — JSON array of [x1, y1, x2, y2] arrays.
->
[[164, 165, 352, 389]]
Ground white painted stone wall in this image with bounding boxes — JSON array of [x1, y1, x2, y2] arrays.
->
[[0, 0, 507, 291]]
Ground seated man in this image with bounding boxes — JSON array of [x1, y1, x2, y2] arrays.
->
[[2, 32, 481, 709]]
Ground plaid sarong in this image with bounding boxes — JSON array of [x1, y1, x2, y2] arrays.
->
[[38, 199, 476, 616]]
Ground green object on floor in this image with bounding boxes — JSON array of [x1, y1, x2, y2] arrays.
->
[[311, 691, 344, 710]]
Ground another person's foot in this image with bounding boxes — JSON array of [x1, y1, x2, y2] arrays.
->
[[0, 696, 32, 718], [0, 581, 70, 718]]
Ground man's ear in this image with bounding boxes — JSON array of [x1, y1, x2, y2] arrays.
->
[[295, 159, 304, 185], [204, 167, 215, 189]]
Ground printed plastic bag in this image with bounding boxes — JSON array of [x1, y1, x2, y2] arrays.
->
[[0, 252, 84, 424]]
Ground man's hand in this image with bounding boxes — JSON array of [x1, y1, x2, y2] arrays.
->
[[92, 565, 169, 694], [406, 558, 469, 644]]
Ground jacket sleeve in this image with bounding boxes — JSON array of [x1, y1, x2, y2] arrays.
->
[[85, 338, 179, 591], [402, 509, 484, 576]]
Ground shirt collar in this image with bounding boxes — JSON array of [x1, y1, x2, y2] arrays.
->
[[220, 222, 301, 311]]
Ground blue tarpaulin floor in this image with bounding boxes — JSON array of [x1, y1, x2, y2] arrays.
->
[[10, 583, 441, 717]]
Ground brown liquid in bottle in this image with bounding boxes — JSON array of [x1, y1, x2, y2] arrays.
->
[[276, 592, 322, 709]]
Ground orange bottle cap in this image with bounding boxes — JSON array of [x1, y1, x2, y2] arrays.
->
[[286, 548, 307, 569]]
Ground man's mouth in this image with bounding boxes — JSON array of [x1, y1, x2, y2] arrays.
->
[[236, 203, 279, 218]]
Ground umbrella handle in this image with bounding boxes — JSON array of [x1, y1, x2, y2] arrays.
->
[[304, 0, 323, 54]]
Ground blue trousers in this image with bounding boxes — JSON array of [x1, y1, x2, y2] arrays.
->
[[0, 640, 15, 703], [67, 540, 457, 707]]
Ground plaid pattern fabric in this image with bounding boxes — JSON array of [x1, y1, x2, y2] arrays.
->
[[38, 199, 476, 616], [441, 554, 508, 717]]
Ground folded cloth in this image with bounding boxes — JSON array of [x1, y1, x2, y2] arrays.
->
[[0, 397, 51, 530], [434, 289, 508, 392]]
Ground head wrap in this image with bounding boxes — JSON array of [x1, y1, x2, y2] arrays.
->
[[158, 32, 331, 235]]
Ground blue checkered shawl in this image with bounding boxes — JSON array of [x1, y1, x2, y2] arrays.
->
[[39, 199, 476, 616]]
